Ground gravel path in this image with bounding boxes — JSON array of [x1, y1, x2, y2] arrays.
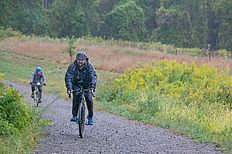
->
[[4, 80, 222, 154]]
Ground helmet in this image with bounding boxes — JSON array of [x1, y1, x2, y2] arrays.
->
[[35, 67, 42, 73], [76, 51, 88, 60]]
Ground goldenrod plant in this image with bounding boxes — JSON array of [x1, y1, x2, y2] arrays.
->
[[104, 60, 232, 151]]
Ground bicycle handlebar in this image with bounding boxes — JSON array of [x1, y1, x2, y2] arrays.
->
[[68, 89, 95, 98]]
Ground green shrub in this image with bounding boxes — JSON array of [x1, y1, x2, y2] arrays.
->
[[0, 119, 19, 136], [102, 59, 232, 151], [0, 27, 22, 39], [0, 82, 32, 136]]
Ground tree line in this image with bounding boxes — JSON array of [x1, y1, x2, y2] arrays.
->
[[0, 0, 231, 51]]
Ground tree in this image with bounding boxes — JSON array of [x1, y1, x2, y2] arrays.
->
[[43, 0, 55, 9], [104, 0, 146, 41], [48, 0, 99, 38], [65, 36, 76, 63], [155, 5, 193, 47], [0, 0, 49, 35], [135, 0, 160, 41], [215, 0, 232, 51], [0, 0, 14, 27]]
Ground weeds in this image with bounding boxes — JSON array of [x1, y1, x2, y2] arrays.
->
[[101, 60, 232, 151]]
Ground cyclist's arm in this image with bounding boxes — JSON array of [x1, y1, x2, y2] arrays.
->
[[30, 72, 35, 84], [88, 63, 97, 90], [65, 63, 75, 90], [42, 72, 46, 84]]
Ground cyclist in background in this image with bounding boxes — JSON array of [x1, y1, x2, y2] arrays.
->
[[30, 67, 46, 103], [65, 51, 97, 125]]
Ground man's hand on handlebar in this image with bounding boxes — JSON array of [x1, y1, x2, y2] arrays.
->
[[67, 88, 95, 97], [67, 89, 72, 98], [90, 88, 95, 97], [67, 89, 72, 94]]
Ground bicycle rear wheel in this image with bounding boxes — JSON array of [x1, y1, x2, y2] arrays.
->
[[78, 102, 85, 138]]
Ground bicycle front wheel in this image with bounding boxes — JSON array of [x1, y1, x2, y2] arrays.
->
[[78, 102, 85, 138], [33, 91, 39, 107], [36, 91, 40, 106]]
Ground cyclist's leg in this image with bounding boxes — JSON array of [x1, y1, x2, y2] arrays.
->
[[31, 85, 35, 98], [38, 86, 42, 102], [71, 95, 81, 121], [85, 91, 93, 124]]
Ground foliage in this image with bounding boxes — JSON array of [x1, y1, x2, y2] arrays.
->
[[65, 36, 77, 63], [0, 27, 22, 40], [0, 76, 49, 153], [104, 0, 146, 41], [215, 0, 232, 51], [103, 59, 232, 150], [0, 82, 33, 136], [0, 0, 232, 52], [0, 0, 49, 36], [113, 60, 232, 108], [48, 0, 99, 38]]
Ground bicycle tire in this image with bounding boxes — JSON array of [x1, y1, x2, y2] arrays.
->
[[34, 98, 38, 107], [36, 91, 39, 107], [78, 102, 85, 138], [33, 89, 38, 107]]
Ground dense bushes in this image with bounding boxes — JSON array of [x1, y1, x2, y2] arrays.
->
[[109, 60, 232, 107], [0, 74, 47, 153], [0, 27, 22, 40], [0, 81, 33, 136], [103, 60, 232, 150]]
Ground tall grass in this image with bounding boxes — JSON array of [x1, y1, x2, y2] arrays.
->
[[0, 36, 231, 73], [79, 36, 232, 58], [100, 60, 232, 151]]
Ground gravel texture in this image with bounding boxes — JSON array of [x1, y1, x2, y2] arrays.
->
[[4, 80, 222, 154]]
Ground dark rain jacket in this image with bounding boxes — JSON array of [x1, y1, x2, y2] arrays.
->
[[65, 60, 97, 91]]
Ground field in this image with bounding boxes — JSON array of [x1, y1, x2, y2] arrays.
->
[[0, 36, 232, 152]]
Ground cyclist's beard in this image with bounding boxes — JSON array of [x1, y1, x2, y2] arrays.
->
[[77, 61, 85, 68], [78, 63, 84, 68]]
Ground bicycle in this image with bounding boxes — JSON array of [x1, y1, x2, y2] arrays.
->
[[33, 82, 42, 107], [69, 88, 91, 138]]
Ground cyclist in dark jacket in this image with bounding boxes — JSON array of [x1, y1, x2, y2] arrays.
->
[[65, 51, 97, 125]]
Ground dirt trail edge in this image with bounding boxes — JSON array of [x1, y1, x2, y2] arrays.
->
[[4, 80, 221, 154]]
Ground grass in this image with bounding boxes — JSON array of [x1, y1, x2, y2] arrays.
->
[[0, 36, 231, 153], [98, 93, 232, 152], [1, 37, 231, 73], [98, 60, 232, 152], [0, 114, 51, 154], [0, 47, 119, 101]]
